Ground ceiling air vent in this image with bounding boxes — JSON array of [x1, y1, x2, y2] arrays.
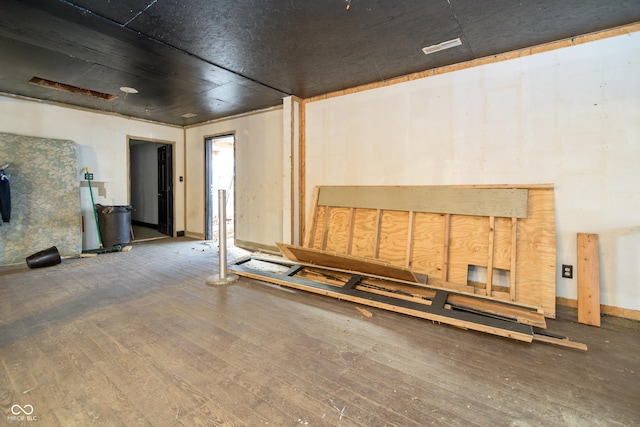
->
[[29, 77, 117, 101], [422, 38, 462, 56]]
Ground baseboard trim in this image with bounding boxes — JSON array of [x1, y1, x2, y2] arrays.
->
[[132, 220, 158, 229], [185, 231, 205, 240], [234, 239, 279, 255], [556, 297, 640, 321]]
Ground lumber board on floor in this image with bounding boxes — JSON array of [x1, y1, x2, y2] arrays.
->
[[230, 260, 534, 343], [229, 257, 554, 343], [276, 260, 547, 327]]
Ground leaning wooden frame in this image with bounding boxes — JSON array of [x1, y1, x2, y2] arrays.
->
[[303, 185, 557, 318], [229, 184, 585, 350]]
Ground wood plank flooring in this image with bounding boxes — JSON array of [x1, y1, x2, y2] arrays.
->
[[1, 238, 639, 426]]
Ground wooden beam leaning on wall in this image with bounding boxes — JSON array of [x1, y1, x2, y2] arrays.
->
[[577, 233, 601, 326], [277, 242, 427, 284], [316, 186, 529, 218]]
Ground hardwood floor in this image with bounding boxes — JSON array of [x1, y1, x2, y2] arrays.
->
[[1, 238, 638, 426]]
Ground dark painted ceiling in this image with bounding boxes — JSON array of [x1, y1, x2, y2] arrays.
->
[[1, 0, 638, 126]]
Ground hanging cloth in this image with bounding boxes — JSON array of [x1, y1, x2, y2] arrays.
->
[[0, 169, 10, 224]]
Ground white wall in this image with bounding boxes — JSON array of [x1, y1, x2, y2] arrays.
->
[[185, 107, 284, 250], [305, 32, 640, 311], [0, 96, 185, 249]]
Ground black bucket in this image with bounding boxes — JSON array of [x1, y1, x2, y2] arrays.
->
[[26, 246, 61, 269]]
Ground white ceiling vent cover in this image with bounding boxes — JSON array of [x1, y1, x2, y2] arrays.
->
[[422, 38, 462, 55]]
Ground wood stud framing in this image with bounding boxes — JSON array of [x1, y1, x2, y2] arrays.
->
[[303, 185, 557, 317]]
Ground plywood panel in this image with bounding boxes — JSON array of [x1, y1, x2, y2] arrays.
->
[[493, 217, 513, 270], [350, 208, 378, 259], [318, 186, 528, 218], [410, 213, 446, 276], [324, 207, 353, 253], [515, 189, 556, 316], [305, 185, 556, 318], [378, 211, 411, 265], [310, 206, 326, 249], [448, 215, 490, 285]]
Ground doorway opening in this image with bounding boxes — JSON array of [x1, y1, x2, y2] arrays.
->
[[205, 135, 235, 243], [128, 139, 174, 242]]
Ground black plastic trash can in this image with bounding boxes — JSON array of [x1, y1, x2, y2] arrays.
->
[[96, 204, 133, 248]]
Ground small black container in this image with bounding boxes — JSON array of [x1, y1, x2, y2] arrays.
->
[[26, 246, 61, 269]]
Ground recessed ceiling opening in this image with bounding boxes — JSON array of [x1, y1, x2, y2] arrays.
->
[[29, 77, 118, 101], [422, 38, 462, 56]]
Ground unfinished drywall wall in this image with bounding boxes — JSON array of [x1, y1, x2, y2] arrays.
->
[[305, 31, 640, 311], [185, 107, 284, 251], [0, 96, 185, 249]]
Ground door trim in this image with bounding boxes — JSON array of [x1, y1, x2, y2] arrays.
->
[[127, 136, 176, 237]]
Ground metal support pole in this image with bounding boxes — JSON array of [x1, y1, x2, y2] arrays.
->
[[206, 189, 238, 286], [218, 189, 227, 280]]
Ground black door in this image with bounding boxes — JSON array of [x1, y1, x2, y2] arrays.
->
[[158, 145, 173, 236]]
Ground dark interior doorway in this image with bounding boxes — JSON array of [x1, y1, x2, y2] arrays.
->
[[205, 135, 235, 242], [157, 145, 173, 236], [129, 139, 174, 241]]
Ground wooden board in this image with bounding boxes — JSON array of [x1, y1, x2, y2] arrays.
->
[[317, 186, 529, 218], [276, 242, 425, 284], [235, 255, 546, 329], [229, 257, 535, 343], [305, 185, 557, 317], [578, 233, 601, 326]]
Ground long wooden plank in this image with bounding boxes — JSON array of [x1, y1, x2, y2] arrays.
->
[[229, 259, 534, 343], [510, 218, 517, 301], [533, 333, 588, 351], [578, 233, 601, 326], [318, 186, 529, 218], [277, 242, 424, 283], [442, 213, 451, 281], [486, 216, 495, 297], [321, 206, 332, 250], [302, 186, 320, 247], [405, 211, 415, 268], [239, 255, 547, 328], [346, 207, 356, 254], [353, 284, 546, 329]]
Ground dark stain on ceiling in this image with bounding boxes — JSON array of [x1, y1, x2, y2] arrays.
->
[[0, 0, 638, 126]]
